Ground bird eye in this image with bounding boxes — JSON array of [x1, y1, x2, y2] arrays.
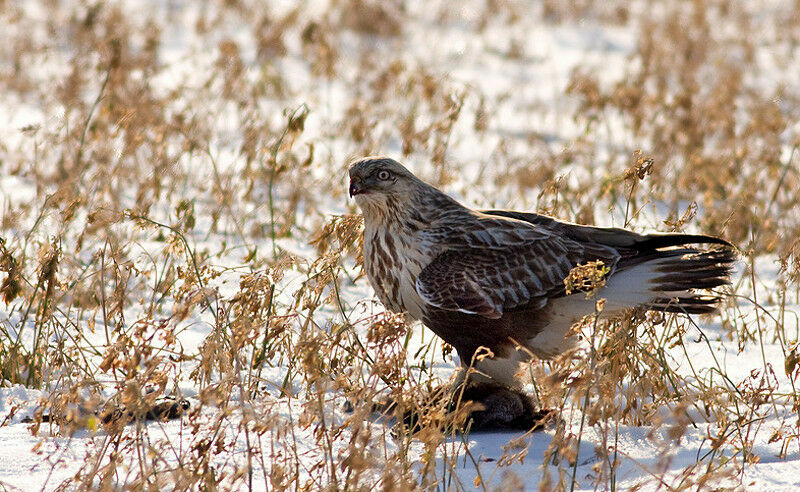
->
[[377, 170, 391, 180]]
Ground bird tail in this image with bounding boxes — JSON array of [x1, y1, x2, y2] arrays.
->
[[482, 209, 738, 315], [642, 247, 736, 314], [603, 241, 736, 315]]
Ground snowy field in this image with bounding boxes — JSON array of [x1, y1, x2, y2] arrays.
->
[[1, 0, 800, 490]]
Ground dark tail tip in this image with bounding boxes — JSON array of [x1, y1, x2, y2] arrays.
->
[[646, 245, 736, 315], [648, 295, 722, 314]]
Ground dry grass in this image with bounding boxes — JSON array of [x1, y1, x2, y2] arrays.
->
[[1, 0, 799, 490]]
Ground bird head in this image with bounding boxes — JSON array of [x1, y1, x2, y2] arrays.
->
[[348, 157, 420, 208]]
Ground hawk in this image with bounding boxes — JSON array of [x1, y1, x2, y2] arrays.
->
[[349, 156, 735, 395]]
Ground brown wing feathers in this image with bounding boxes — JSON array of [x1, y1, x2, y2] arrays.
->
[[415, 227, 621, 319], [417, 210, 735, 320], [416, 247, 554, 319]]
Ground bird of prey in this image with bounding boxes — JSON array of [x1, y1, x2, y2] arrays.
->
[[348, 156, 735, 394]]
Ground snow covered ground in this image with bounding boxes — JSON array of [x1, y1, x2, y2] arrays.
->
[[1, 0, 799, 490]]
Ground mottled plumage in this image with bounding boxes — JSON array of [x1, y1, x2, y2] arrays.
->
[[349, 156, 735, 388]]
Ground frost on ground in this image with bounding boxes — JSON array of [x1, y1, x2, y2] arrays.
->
[[1, 0, 800, 490]]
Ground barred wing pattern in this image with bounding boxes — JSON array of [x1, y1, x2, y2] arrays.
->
[[415, 222, 620, 319]]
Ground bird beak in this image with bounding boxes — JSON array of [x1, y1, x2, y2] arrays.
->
[[349, 179, 363, 197]]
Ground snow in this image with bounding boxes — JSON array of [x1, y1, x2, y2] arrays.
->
[[2, 0, 800, 490]]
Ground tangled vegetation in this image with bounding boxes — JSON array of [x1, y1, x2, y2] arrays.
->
[[1, 0, 799, 490]]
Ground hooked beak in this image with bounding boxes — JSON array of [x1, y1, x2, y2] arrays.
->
[[349, 179, 364, 197]]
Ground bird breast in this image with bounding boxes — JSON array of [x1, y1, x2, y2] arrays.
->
[[363, 224, 430, 321]]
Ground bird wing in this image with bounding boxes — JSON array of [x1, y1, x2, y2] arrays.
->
[[416, 220, 620, 319]]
